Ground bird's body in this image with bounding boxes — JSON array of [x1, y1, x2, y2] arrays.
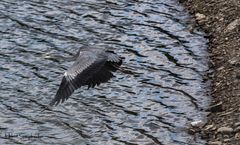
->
[[50, 46, 122, 106]]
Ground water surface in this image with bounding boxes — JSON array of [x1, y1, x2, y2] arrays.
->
[[0, 0, 210, 144]]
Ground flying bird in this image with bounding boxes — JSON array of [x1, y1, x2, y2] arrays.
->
[[49, 46, 122, 106]]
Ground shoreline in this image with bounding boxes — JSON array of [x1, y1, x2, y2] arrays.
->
[[180, 0, 240, 144]]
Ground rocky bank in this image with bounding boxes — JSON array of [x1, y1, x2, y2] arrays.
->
[[180, 0, 240, 144]]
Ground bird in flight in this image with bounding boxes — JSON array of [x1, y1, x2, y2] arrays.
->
[[49, 46, 122, 106]]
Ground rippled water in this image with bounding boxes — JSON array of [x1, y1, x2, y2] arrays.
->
[[0, 0, 210, 144]]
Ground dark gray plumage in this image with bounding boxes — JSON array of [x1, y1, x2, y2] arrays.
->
[[49, 47, 122, 106]]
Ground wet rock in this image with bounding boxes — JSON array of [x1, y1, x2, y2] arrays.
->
[[207, 141, 222, 145], [190, 120, 206, 128], [217, 127, 233, 134], [224, 18, 240, 32], [188, 120, 207, 135]]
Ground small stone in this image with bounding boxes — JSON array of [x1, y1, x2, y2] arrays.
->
[[204, 125, 215, 131], [225, 18, 240, 32], [234, 122, 240, 127], [228, 58, 239, 65], [217, 127, 233, 134], [191, 120, 206, 128], [208, 141, 222, 145], [235, 132, 240, 139], [223, 139, 231, 142], [195, 13, 206, 21], [234, 126, 240, 133]]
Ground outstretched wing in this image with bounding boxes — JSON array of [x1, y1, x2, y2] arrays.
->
[[84, 65, 114, 89], [50, 50, 107, 106], [105, 50, 123, 71], [85, 51, 122, 89], [106, 50, 122, 63]]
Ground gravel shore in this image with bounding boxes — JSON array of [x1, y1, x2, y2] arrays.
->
[[180, 0, 240, 144]]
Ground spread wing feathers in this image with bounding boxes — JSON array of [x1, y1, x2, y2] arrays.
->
[[50, 51, 107, 106], [106, 51, 122, 63], [84, 65, 114, 89], [106, 51, 123, 71], [49, 76, 75, 106], [50, 50, 123, 106], [83, 51, 122, 89]]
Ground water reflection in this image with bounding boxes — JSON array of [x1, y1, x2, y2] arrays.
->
[[0, 0, 210, 144]]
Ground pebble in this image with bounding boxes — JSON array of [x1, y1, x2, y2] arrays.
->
[[195, 13, 206, 21], [204, 124, 215, 131], [234, 122, 240, 127], [228, 58, 238, 65], [208, 141, 222, 145], [223, 139, 231, 142], [190, 120, 206, 127], [235, 132, 240, 139], [217, 127, 233, 134], [234, 126, 240, 133], [225, 18, 240, 32]]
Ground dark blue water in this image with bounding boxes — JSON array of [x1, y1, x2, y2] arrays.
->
[[0, 0, 210, 144]]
